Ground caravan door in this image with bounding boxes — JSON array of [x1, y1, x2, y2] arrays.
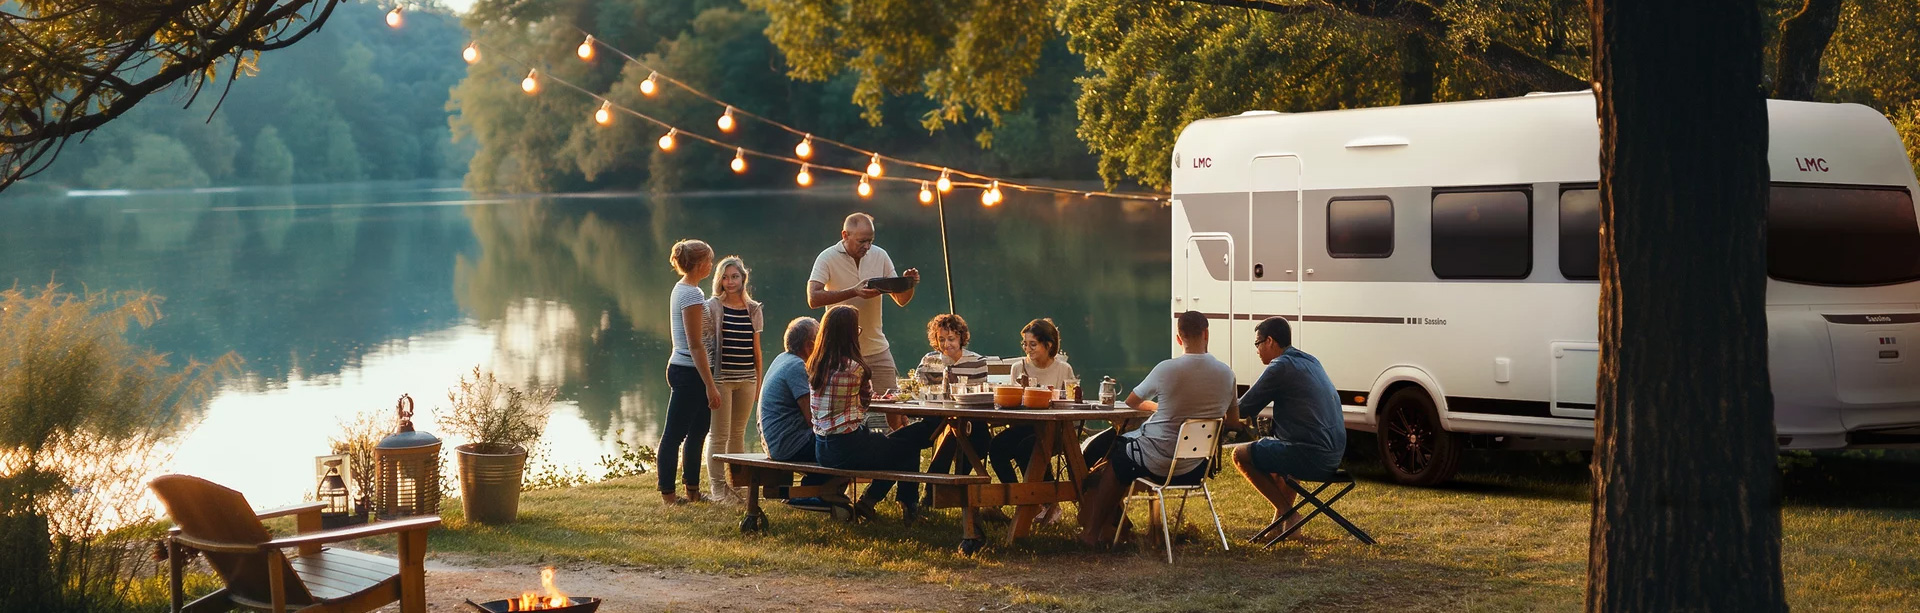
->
[[1246, 154, 1305, 378]]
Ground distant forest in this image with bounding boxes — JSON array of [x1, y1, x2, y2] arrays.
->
[[22, 2, 473, 191]]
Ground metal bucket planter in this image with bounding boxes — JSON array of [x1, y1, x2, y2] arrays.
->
[[456, 443, 527, 524]]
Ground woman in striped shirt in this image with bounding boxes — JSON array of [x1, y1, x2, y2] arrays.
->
[[703, 255, 763, 504]]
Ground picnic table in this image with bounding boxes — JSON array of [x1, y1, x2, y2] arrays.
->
[[867, 401, 1151, 546]]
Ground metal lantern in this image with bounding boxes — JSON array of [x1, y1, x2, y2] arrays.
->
[[316, 457, 352, 526], [374, 394, 442, 518]]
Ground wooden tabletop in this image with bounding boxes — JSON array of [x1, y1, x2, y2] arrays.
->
[[869, 401, 1150, 422]]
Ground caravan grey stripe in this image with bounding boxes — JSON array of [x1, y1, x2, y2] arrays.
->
[[1822, 313, 1920, 324], [1185, 313, 1409, 324]]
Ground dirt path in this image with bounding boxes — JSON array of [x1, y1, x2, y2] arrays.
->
[[408, 558, 1002, 612]]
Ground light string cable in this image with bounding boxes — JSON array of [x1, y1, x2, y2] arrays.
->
[[479, 40, 973, 192], [571, 27, 1168, 203]]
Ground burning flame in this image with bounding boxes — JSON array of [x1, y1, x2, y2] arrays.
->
[[506, 567, 572, 610]]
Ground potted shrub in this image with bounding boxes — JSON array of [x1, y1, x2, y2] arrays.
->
[[437, 366, 556, 524]]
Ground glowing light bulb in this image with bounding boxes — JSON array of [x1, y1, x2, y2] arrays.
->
[[990, 181, 1004, 204], [936, 169, 952, 193], [385, 6, 402, 28], [462, 43, 479, 64], [657, 129, 677, 151], [640, 72, 658, 96], [918, 182, 934, 204], [796, 165, 813, 187], [730, 148, 747, 173], [577, 36, 594, 60], [594, 101, 613, 126], [717, 107, 736, 132], [982, 181, 1001, 207], [857, 176, 873, 198], [794, 136, 813, 159], [865, 154, 883, 178], [521, 69, 538, 94]]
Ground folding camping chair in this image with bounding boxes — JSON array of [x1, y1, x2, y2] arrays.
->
[[1250, 468, 1376, 546], [1113, 418, 1230, 563]]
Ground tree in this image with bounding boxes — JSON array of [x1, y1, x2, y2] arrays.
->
[[1587, 0, 1786, 609], [0, 0, 347, 192], [249, 126, 296, 185]]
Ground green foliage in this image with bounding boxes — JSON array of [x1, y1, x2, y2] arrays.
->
[[0, 284, 237, 612], [328, 406, 391, 508], [20, 2, 471, 190], [437, 366, 558, 452], [520, 436, 656, 491], [1823, 0, 1920, 178], [247, 126, 297, 185], [452, 0, 1094, 194]]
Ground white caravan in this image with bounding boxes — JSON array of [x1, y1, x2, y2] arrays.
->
[[1168, 91, 1920, 485]]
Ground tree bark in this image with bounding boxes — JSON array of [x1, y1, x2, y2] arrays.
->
[[1399, 32, 1435, 105], [1587, 0, 1786, 611], [1773, 0, 1842, 101]]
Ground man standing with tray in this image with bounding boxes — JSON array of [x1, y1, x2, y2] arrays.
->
[[808, 212, 919, 427]]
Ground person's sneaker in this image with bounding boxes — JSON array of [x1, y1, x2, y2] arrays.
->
[[850, 499, 881, 522], [784, 497, 832, 513]]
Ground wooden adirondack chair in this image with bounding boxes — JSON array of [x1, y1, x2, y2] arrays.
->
[[150, 474, 440, 613]]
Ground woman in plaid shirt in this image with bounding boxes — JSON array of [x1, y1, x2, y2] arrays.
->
[[809, 306, 939, 525]]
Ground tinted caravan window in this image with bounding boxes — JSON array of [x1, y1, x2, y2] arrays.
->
[[1431, 189, 1532, 279], [1328, 197, 1394, 258], [1770, 185, 1920, 286], [1559, 188, 1600, 280]]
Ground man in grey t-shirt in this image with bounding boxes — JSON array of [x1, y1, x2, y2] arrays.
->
[[1076, 311, 1234, 546]]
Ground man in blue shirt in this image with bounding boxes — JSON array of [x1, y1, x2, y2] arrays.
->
[[758, 317, 834, 508], [1226, 317, 1347, 538]]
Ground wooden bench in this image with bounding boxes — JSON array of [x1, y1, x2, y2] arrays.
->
[[715, 453, 992, 544]]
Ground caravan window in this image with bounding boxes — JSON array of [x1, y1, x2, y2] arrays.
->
[[1327, 197, 1394, 258], [1559, 188, 1600, 280], [1770, 184, 1920, 286], [1431, 189, 1532, 279]]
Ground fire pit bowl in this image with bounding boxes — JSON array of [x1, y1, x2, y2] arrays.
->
[[460, 597, 602, 613]]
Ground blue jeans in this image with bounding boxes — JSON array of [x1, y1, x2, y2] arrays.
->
[[659, 365, 711, 494]]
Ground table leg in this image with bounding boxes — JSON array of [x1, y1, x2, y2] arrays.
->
[[1060, 425, 1091, 490], [1008, 422, 1059, 542]]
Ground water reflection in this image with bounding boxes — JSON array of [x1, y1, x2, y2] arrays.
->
[[1, 182, 1170, 506]]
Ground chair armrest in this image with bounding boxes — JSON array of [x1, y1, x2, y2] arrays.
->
[[264, 515, 440, 550], [171, 533, 270, 554], [255, 501, 327, 521]]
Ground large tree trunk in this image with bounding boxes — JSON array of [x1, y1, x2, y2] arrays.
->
[[1773, 0, 1843, 101], [1399, 32, 1435, 105], [1587, 0, 1786, 611]]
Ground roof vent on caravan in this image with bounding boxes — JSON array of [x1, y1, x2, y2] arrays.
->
[[1237, 110, 1283, 116]]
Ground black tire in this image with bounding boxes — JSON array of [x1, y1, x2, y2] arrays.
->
[[1376, 388, 1463, 486]]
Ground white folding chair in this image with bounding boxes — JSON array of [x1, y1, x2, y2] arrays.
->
[[1112, 418, 1230, 563]]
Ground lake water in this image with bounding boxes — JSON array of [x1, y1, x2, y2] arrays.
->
[[0, 180, 1171, 507]]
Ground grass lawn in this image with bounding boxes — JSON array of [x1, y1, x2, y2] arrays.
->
[[366, 443, 1919, 612]]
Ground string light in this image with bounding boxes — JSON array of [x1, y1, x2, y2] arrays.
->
[[919, 181, 934, 204], [657, 128, 677, 151], [462, 42, 479, 64], [717, 106, 736, 132], [385, 6, 402, 28], [796, 165, 813, 186], [865, 154, 884, 178], [594, 101, 613, 125], [731, 148, 747, 173], [857, 176, 873, 198], [794, 135, 813, 159], [640, 72, 659, 96], [577, 35, 595, 60], [937, 169, 952, 193], [990, 181, 1004, 203], [982, 181, 1002, 206], [521, 69, 538, 94]]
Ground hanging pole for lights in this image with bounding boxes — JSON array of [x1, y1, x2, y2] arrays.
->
[[936, 190, 956, 314]]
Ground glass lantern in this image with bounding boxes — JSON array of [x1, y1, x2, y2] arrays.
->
[[316, 457, 352, 525]]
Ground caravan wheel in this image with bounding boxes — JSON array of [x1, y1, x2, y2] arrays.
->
[[1377, 389, 1463, 486]]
